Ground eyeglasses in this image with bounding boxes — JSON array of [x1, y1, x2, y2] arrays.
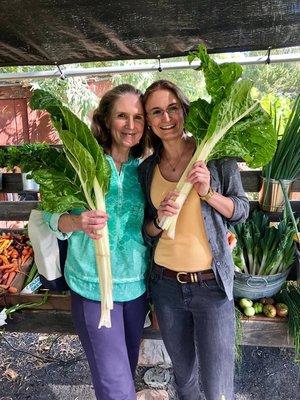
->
[[147, 104, 182, 119]]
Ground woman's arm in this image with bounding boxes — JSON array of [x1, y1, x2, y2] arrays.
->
[[187, 159, 249, 223], [58, 210, 108, 240]]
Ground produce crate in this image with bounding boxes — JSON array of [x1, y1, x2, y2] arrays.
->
[[0, 257, 34, 294]]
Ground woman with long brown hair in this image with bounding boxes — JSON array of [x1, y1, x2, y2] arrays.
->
[[44, 84, 149, 400], [139, 80, 249, 400]]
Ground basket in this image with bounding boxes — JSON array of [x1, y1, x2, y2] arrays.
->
[[233, 269, 290, 300]]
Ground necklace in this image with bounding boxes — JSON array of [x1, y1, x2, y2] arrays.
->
[[163, 154, 182, 172]]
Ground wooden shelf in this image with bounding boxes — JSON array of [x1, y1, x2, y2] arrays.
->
[[1, 307, 293, 348]]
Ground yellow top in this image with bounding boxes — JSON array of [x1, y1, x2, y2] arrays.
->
[[151, 165, 213, 272]]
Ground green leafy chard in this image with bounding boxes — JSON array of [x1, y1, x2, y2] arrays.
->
[[160, 44, 277, 239], [30, 90, 113, 328]]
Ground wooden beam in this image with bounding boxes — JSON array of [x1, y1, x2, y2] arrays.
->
[[1, 171, 299, 193], [0, 201, 38, 220], [2, 309, 294, 348]]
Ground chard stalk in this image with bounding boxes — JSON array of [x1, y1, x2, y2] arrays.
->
[[160, 101, 259, 239], [93, 177, 113, 328]]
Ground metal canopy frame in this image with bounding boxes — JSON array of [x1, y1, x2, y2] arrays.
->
[[1, 53, 299, 83]]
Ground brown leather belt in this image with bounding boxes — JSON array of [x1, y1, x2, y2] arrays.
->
[[154, 264, 215, 284]]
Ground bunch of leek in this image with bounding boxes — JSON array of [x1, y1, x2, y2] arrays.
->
[[232, 210, 295, 276], [30, 90, 113, 328], [159, 44, 276, 239], [262, 94, 300, 180]]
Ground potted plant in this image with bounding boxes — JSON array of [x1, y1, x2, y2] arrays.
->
[[259, 94, 300, 212], [232, 210, 296, 300], [5, 143, 59, 192]]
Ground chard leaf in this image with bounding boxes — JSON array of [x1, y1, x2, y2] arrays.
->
[[192, 44, 243, 104], [32, 168, 87, 213], [30, 90, 110, 193], [185, 99, 212, 143], [185, 47, 277, 168], [59, 130, 97, 208]]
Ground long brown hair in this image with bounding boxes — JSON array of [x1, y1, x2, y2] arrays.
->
[[143, 80, 190, 152], [91, 84, 148, 158]]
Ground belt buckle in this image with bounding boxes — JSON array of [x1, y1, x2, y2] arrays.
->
[[176, 272, 188, 284]]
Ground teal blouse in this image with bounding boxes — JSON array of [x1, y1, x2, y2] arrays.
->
[[43, 156, 148, 302]]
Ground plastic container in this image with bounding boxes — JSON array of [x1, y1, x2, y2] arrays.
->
[[22, 172, 39, 191], [233, 269, 290, 300]]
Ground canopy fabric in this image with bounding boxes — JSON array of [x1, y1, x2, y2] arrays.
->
[[0, 0, 299, 67]]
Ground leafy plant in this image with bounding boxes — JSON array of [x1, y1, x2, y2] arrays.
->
[[159, 44, 277, 239], [262, 94, 300, 180], [276, 281, 300, 364], [0, 148, 6, 168], [30, 90, 113, 328], [232, 210, 296, 276]]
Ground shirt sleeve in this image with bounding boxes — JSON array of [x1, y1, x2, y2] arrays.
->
[[219, 158, 250, 225], [42, 211, 72, 240]]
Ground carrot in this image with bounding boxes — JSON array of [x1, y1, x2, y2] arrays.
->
[[0, 255, 10, 264], [21, 253, 32, 266], [7, 286, 18, 293], [2, 272, 9, 282], [0, 284, 8, 289], [0, 263, 17, 271], [6, 271, 16, 287]]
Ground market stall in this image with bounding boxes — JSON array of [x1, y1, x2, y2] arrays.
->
[[0, 1, 299, 352]]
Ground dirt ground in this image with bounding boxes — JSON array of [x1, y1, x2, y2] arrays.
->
[[0, 332, 299, 400]]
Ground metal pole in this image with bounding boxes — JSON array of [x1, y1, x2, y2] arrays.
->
[[0, 53, 299, 82]]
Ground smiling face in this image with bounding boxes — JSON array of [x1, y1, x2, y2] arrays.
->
[[108, 93, 145, 151], [145, 89, 184, 143]]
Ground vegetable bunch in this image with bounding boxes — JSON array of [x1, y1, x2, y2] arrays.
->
[[262, 94, 300, 180], [30, 90, 113, 328], [238, 296, 288, 318], [159, 44, 277, 239], [0, 233, 33, 294], [232, 210, 296, 275]]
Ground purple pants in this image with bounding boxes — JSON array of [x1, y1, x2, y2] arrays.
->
[[70, 290, 148, 400]]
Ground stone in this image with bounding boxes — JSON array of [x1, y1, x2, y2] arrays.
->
[[136, 389, 169, 400], [138, 339, 171, 366]]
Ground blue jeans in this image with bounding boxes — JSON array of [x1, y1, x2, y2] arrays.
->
[[71, 290, 148, 400], [151, 267, 235, 400]]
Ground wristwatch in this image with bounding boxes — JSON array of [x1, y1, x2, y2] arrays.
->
[[199, 187, 215, 202]]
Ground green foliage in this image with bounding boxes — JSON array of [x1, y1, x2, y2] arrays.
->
[[232, 210, 296, 275], [276, 281, 300, 363], [262, 94, 300, 180], [185, 45, 277, 168], [0, 149, 6, 168], [29, 89, 111, 213], [243, 62, 300, 99]]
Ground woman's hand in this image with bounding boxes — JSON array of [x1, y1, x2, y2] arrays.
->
[[187, 161, 210, 197], [227, 231, 237, 252], [157, 191, 180, 222], [77, 210, 108, 240]]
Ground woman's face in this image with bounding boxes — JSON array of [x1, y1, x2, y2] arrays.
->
[[145, 89, 184, 143], [108, 93, 145, 150]]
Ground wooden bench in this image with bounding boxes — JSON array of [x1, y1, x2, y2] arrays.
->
[[0, 167, 299, 348]]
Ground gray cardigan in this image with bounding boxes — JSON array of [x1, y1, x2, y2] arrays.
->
[[138, 152, 250, 300]]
